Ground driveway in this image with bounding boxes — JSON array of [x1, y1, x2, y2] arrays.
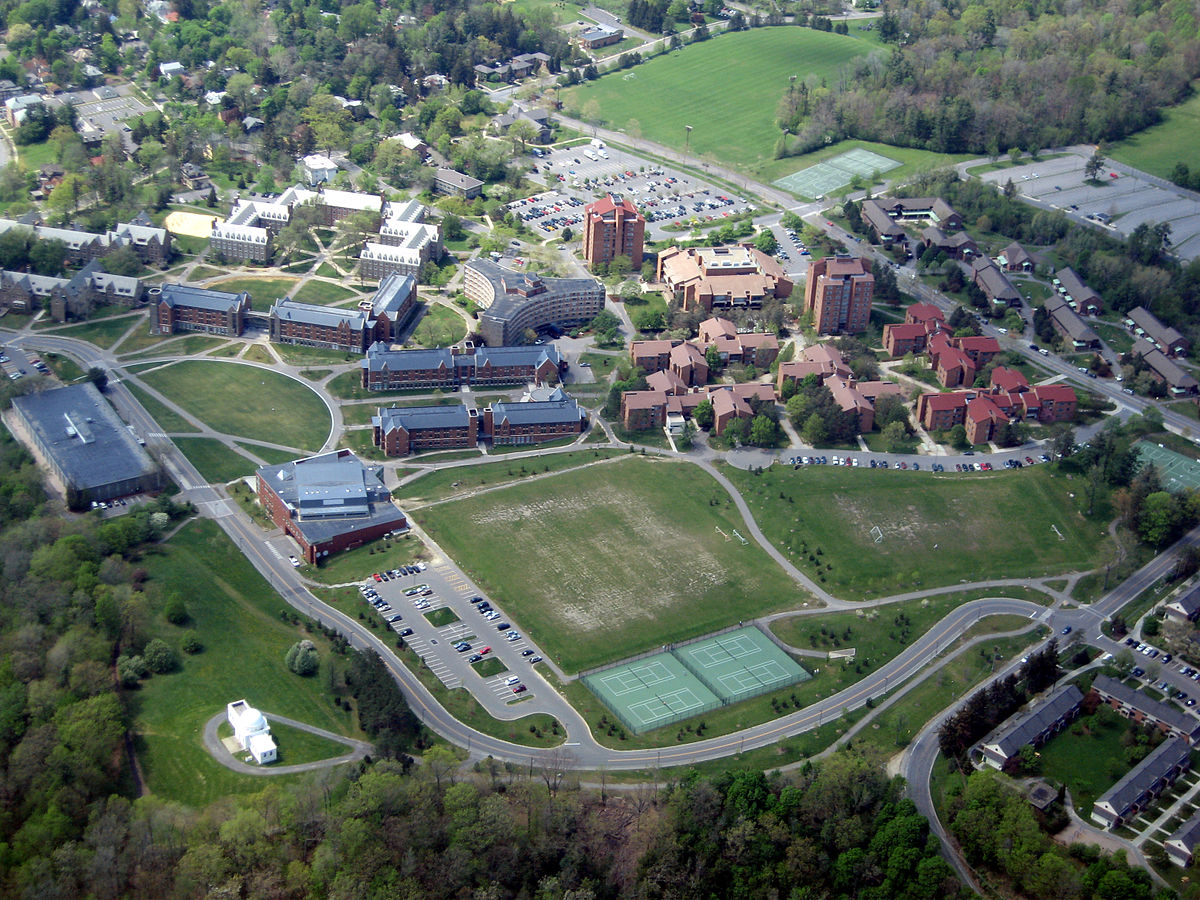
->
[[201, 711, 372, 775]]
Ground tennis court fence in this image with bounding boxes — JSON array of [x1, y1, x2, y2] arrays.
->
[[575, 620, 751, 681]]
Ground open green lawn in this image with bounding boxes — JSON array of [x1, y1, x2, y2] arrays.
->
[[721, 462, 1112, 601], [41, 351, 84, 383], [425, 607, 460, 627], [292, 280, 359, 305], [579, 352, 620, 379], [242, 344, 276, 364], [338, 429, 386, 461], [1038, 708, 1143, 813], [563, 29, 877, 175], [119, 333, 228, 359], [327, 369, 434, 400], [205, 276, 299, 305], [274, 344, 362, 366], [189, 265, 225, 280], [399, 448, 625, 504], [411, 303, 467, 348], [48, 314, 140, 349], [132, 519, 363, 806], [1110, 87, 1200, 181], [173, 437, 256, 483], [237, 442, 301, 466], [123, 382, 200, 433], [16, 138, 56, 168], [137, 361, 331, 451], [415, 457, 807, 672]]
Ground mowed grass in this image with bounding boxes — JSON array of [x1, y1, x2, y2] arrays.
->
[[721, 463, 1111, 601], [206, 276, 299, 306], [562, 29, 876, 173], [123, 382, 200, 433], [137, 361, 332, 451], [1109, 88, 1200, 181], [1037, 708, 1139, 813], [48, 314, 140, 349], [411, 303, 467, 348], [292, 280, 359, 305], [398, 448, 626, 504], [132, 519, 363, 806], [173, 437, 256, 483], [414, 458, 808, 672], [756, 138, 973, 192]]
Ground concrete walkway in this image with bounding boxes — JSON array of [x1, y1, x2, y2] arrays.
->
[[201, 711, 373, 776]]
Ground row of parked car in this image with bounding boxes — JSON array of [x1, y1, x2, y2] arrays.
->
[[1125, 637, 1200, 706]]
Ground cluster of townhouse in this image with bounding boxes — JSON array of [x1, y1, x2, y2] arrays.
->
[[917, 366, 1076, 443], [0, 214, 173, 267], [0, 259, 142, 322], [150, 272, 417, 353], [776, 343, 907, 433], [1125, 306, 1198, 395], [463, 258, 605, 346], [621, 317, 782, 435], [372, 385, 586, 456], [860, 197, 964, 251], [884, 302, 1005, 388], [211, 186, 441, 276], [974, 674, 1200, 859], [657, 244, 792, 313]]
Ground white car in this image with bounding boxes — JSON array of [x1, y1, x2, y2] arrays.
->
[[288, 555, 301, 568]]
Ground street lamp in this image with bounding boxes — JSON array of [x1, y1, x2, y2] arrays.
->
[[684, 125, 693, 155]]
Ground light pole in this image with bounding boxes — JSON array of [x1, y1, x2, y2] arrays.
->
[[684, 125, 693, 155]]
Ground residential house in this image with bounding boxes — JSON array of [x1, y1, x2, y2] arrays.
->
[[998, 241, 1035, 273], [1165, 584, 1200, 624], [1129, 306, 1188, 357], [921, 226, 979, 260], [1089, 675, 1200, 743], [1056, 267, 1102, 315], [1131, 339, 1199, 395], [971, 259, 1022, 307], [1044, 295, 1101, 349], [301, 153, 338, 185], [575, 24, 623, 50], [1166, 810, 1200, 867], [1092, 736, 1192, 829]]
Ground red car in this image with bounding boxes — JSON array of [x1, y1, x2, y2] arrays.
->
[[512, 685, 527, 694], [479, 646, 491, 655], [372, 573, 382, 582]]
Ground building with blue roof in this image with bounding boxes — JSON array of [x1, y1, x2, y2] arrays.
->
[[150, 282, 251, 335]]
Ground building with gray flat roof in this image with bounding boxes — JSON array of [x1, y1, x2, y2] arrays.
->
[[9, 383, 162, 507], [256, 450, 406, 563]]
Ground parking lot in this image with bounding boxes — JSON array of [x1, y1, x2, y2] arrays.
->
[[355, 560, 548, 710], [978, 153, 1200, 261], [46, 85, 153, 153], [523, 143, 753, 241]]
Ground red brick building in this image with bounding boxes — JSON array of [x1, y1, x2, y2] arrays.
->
[[582, 194, 644, 271], [256, 450, 407, 563], [150, 283, 250, 335], [373, 405, 479, 456], [803, 256, 873, 335]]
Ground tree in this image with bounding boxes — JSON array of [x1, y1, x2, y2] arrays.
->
[[754, 230, 778, 254], [285, 640, 320, 676], [164, 594, 189, 625], [143, 639, 179, 674], [205, 186, 218, 208], [1139, 491, 1181, 547], [882, 420, 908, 452], [749, 415, 779, 446], [705, 344, 722, 372], [949, 424, 969, 449], [1050, 426, 1076, 459], [46, 173, 86, 219], [561, 226, 573, 242], [693, 399, 714, 430], [801, 412, 829, 446], [1084, 150, 1106, 182], [86, 367, 108, 392]]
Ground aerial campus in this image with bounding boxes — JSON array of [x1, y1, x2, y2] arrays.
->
[[5, 2, 1200, 899]]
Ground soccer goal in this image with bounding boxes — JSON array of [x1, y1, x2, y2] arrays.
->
[[869, 525, 883, 544]]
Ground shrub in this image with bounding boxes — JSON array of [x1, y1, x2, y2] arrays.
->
[[118, 654, 147, 686], [143, 639, 180, 674], [182, 634, 203, 654], [286, 639, 319, 676], [164, 594, 189, 625]]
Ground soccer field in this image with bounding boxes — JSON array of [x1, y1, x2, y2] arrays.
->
[[414, 458, 807, 673], [562, 29, 876, 173]]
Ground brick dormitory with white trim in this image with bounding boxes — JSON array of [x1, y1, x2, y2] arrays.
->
[[268, 272, 416, 353], [360, 342, 564, 391]]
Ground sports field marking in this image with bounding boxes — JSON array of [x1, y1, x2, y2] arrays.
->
[[774, 149, 901, 199], [1135, 441, 1200, 493], [716, 660, 791, 694], [626, 687, 706, 726], [596, 660, 675, 695], [687, 635, 760, 667]]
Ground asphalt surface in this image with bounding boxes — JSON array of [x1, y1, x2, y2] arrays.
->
[[201, 710, 373, 775]]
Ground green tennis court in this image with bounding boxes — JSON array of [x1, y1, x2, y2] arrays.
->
[[584, 654, 720, 734], [674, 626, 810, 704], [774, 148, 901, 199], [1136, 440, 1200, 492]]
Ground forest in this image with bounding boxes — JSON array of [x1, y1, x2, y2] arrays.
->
[[779, 0, 1200, 157]]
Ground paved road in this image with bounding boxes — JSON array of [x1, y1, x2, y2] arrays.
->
[[201, 711, 373, 775]]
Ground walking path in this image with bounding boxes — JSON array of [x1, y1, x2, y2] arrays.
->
[[201, 711, 372, 776]]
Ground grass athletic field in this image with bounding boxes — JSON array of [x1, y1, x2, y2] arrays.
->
[[722, 462, 1110, 600], [415, 458, 806, 672], [562, 29, 875, 173], [136, 361, 332, 451]]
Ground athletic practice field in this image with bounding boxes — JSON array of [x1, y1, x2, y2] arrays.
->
[[1136, 440, 1200, 492], [774, 148, 900, 199]]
